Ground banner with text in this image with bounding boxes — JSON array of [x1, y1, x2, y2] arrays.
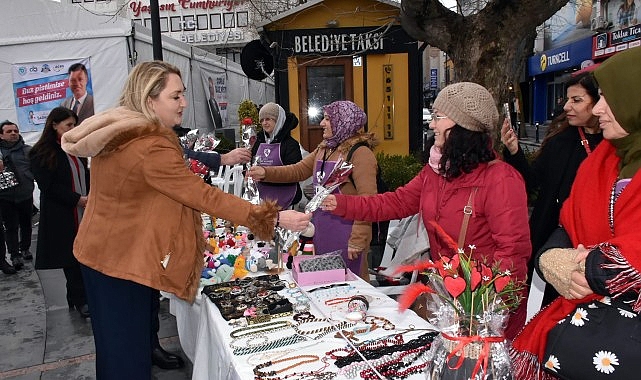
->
[[12, 58, 93, 132]]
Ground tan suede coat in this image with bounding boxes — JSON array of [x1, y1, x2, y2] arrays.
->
[[62, 107, 277, 302], [263, 133, 377, 252]]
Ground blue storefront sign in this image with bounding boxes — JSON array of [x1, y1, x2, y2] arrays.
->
[[528, 37, 593, 76], [430, 69, 437, 89], [528, 36, 594, 124]]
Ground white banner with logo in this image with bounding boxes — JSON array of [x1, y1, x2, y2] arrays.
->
[[12, 58, 93, 132]]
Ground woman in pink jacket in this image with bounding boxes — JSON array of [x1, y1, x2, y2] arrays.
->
[[322, 82, 531, 339]]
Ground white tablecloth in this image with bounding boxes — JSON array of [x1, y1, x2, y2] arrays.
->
[[169, 271, 435, 380]]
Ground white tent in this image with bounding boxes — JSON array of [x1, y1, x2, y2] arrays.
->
[[0, 0, 273, 144]]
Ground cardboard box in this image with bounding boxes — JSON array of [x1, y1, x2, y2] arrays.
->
[[292, 255, 346, 286]]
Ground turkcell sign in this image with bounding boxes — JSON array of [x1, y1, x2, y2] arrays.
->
[[528, 37, 592, 76]]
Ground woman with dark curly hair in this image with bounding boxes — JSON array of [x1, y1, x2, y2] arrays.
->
[[321, 82, 531, 339]]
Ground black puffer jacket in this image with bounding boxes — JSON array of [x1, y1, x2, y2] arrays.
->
[[0, 137, 34, 203]]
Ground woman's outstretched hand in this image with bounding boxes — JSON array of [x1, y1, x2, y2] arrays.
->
[[320, 195, 337, 211], [277, 210, 312, 232], [247, 166, 265, 181]]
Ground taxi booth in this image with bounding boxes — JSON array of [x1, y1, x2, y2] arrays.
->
[[256, 0, 422, 155]]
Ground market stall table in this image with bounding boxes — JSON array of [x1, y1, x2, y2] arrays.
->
[[169, 270, 436, 380]]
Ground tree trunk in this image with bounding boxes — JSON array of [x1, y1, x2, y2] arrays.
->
[[400, 0, 569, 106]]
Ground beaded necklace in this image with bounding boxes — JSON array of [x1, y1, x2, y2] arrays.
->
[[333, 331, 437, 368], [294, 319, 355, 339], [609, 179, 628, 235], [253, 354, 319, 377], [230, 320, 291, 339], [359, 344, 431, 379], [246, 341, 322, 366], [232, 334, 307, 356]]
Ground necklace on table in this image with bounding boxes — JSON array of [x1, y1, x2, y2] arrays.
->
[[294, 320, 355, 340], [230, 320, 291, 339], [253, 354, 319, 377]]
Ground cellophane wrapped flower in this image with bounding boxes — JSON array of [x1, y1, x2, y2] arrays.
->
[[397, 221, 523, 380], [277, 158, 353, 251], [179, 130, 221, 177]]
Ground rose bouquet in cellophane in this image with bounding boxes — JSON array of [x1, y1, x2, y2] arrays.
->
[[397, 221, 523, 380]]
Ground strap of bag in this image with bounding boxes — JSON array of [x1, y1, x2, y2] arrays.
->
[[346, 141, 372, 188], [577, 127, 592, 155], [346, 141, 369, 163], [458, 187, 478, 248]]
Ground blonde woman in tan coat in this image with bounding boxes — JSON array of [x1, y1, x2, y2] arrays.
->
[[61, 61, 310, 379]]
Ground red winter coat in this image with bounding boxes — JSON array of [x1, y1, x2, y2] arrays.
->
[[333, 160, 531, 338], [333, 161, 531, 281]]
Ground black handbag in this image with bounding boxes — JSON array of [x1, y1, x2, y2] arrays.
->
[[543, 299, 641, 379]]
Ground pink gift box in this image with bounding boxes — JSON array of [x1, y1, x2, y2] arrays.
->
[[292, 255, 347, 286]]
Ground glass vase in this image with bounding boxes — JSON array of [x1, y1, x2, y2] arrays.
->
[[422, 302, 513, 380]]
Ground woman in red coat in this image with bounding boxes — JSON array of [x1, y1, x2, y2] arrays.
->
[[322, 82, 531, 339]]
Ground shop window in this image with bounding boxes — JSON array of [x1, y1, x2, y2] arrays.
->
[[210, 14, 222, 29], [160, 17, 169, 33], [184, 15, 196, 31], [197, 14, 208, 30], [237, 12, 249, 28], [223, 13, 235, 28], [171, 16, 182, 32]]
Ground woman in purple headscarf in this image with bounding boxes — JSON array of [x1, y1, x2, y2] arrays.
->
[[248, 100, 378, 280]]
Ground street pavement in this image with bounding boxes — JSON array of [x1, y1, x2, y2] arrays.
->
[[0, 217, 192, 380]]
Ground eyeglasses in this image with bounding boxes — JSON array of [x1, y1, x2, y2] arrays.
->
[[260, 117, 274, 123], [432, 115, 449, 123], [3, 130, 19, 134]]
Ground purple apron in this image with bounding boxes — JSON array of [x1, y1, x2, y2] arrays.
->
[[255, 143, 297, 209], [312, 159, 364, 276]]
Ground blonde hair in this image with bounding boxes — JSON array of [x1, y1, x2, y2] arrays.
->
[[119, 61, 182, 124]]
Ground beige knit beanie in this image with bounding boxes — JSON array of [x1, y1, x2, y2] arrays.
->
[[259, 102, 280, 121], [432, 82, 499, 133]]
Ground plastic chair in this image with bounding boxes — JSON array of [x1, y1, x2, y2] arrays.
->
[[210, 165, 227, 190], [222, 165, 244, 197]]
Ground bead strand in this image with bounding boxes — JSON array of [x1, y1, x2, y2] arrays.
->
[[233, 334, 307, 356], [253, 354, 319, 377]]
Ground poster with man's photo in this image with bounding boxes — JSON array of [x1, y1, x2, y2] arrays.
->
[[12, 58, 94, 132], [201, 70, 228, 131]]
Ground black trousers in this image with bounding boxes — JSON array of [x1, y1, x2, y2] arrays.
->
[[81, 264, 153, 380], [63, 263, 87, 308], [0, 198, 33, 255]]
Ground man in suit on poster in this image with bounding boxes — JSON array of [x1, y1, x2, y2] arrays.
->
[[61, 63, 95, 124]]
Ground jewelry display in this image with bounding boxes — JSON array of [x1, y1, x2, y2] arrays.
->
[[246, 341, 323, 366], [294, 319, 355, 340], [293, 312, 316, 322], [324, 297, 351, 306], [202, 275, 292, 320], [346, 295, 369, 320], [253, 354, 319, 377], [333, 332, 437, 368], [293, 302, 311, 314], [233, 334, 308, 356], [230, 320, 292, 339]]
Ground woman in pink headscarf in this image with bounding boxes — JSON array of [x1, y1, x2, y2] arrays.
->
[[249, 100, 378, 280]]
